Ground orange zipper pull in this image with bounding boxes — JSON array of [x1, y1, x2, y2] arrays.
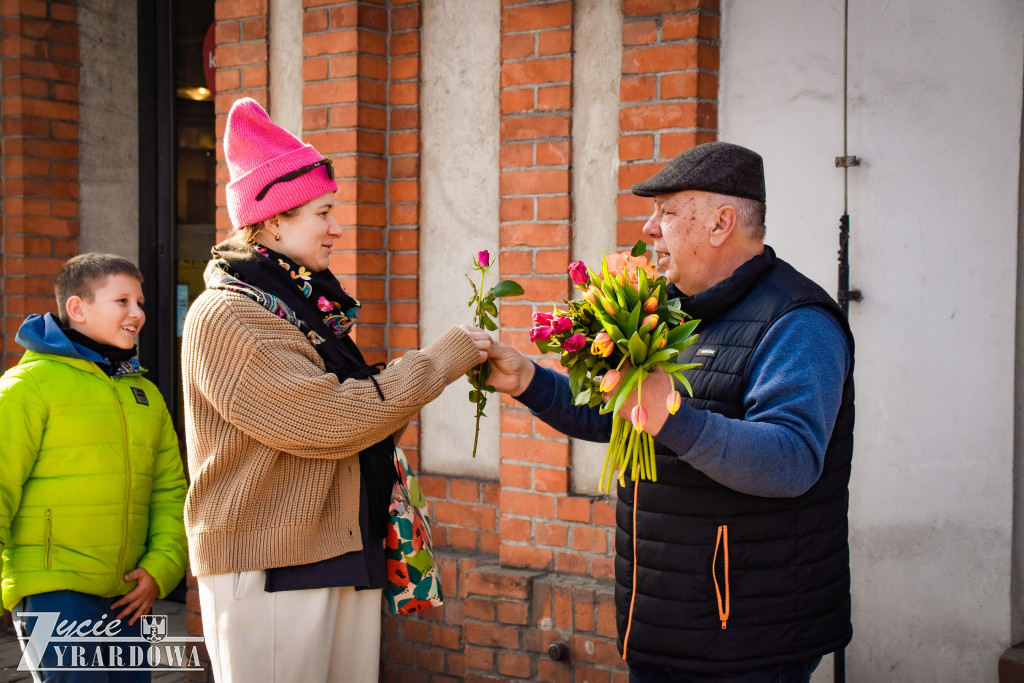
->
[[713, 524, 730, 629]]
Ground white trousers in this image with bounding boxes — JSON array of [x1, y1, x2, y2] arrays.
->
[[197, 571, 382, 683]]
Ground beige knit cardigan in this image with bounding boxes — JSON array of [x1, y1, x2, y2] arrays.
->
[[180, 288, 481, 576]]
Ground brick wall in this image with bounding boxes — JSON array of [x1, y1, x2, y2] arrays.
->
[[0, 0, 80, 370]]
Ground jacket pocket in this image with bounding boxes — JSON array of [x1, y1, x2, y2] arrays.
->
[[713, 524, 730, 629], [44, 509, 53, 569]]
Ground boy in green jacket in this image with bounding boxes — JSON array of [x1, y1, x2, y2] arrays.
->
[[0, 253, 188, 682]]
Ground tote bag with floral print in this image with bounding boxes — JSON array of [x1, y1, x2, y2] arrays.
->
[[384, 447, 443, 615]]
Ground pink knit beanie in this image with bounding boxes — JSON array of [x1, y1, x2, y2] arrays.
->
[[224, 97, 338, 229]]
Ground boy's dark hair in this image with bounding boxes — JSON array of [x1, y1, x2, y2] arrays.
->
[[55, 253, 144, 324]]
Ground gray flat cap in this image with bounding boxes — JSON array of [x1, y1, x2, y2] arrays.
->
[[631, 142, 765, 202]]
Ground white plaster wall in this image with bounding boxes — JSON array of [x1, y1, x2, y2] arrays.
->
[[570, 0, 622, 495], [78, 0, 139, 259], [720, 1, 1024, 680], [420, 0, 502, 477], [269, 0, 303, 138]]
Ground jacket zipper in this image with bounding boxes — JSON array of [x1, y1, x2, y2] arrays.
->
[[713, 524, 730, 629], [621, 477, 641, 660], [112, 378, 132, 593], [44, 509, 52, 568]]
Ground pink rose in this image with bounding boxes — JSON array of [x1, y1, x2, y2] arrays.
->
[[561, 333, 586, 352], [530, 326, 554, 342], [532, 311, 555, 326], [568, 261, 588, 286], [476, 250, 490, 268], [551, 316, 572, 334]]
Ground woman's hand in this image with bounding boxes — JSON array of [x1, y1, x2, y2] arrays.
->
[[458, 324, 492, 363]]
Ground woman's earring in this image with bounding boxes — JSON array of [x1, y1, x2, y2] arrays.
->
[[274, 233, 281, 241]]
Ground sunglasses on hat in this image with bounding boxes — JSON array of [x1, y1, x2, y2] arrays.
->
[[255, 157, 335, 201]]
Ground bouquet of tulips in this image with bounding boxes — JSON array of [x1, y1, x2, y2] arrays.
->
[[531, 241, 700, 493]]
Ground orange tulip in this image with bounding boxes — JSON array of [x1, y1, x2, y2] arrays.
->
[[600, 369, 622, 394], [666, 390, 682, 415], [631, 404, 648, 432], [591, 332, 615, 357]]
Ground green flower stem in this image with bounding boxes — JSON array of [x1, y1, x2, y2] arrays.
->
[[598, 381, 660, 493], [470, 268, 488, 459]]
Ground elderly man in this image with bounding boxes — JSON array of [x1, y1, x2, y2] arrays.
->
[[487, 142, 854, 682]]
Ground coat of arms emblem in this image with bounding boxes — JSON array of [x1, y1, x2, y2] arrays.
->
[[140, 615, 167, 643]]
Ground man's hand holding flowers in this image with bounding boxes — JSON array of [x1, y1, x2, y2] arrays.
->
[[611, 365, 675, 437], [525, 241, 701, 493]]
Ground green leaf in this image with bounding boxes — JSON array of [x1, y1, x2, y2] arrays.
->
[[661, 362, 702, 374], [484, 301, 498, 316], [569, 359, 588, 393], [658, 298, 684, 326], [611, 367, 643, 416], [623, 282, 639, 311], [674, 372, 694, 397], [469, 390, 479, 402], [666, 319, 700, 344], [600, 318, 625, 343], [626, 302, 642, 336], [489, 280, 525, 298], [642, 347, 679, 366], [481, 316, 498, 331], [573, 386, 592, 406], [631, 239, 647, 257], [536, 339, 553, 353], [665, 334, 698, 354], [627, 332, 648, 365]]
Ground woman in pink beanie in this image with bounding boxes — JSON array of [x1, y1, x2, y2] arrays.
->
[[180, 98, 490, 683]]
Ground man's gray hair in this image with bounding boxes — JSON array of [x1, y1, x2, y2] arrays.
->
[[707, 192, 766, 240]]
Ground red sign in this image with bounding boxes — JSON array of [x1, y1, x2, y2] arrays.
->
[[203, 22, 216, 96]]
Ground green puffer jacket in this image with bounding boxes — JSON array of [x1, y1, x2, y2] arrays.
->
[[0, 350, 188, 611]]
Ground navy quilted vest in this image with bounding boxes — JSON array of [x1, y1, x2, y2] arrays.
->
[[615, 247, 855, 673]]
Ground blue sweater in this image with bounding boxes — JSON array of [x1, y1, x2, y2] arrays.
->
[[516, 305, 850, 498]]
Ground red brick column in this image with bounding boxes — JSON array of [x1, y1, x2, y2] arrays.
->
[[0, 0, 79, 370], [496, 0, 577, 574], [304, 1, 390, 366], [385, 0, 423, 459], [618, 0, 720, 246]]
